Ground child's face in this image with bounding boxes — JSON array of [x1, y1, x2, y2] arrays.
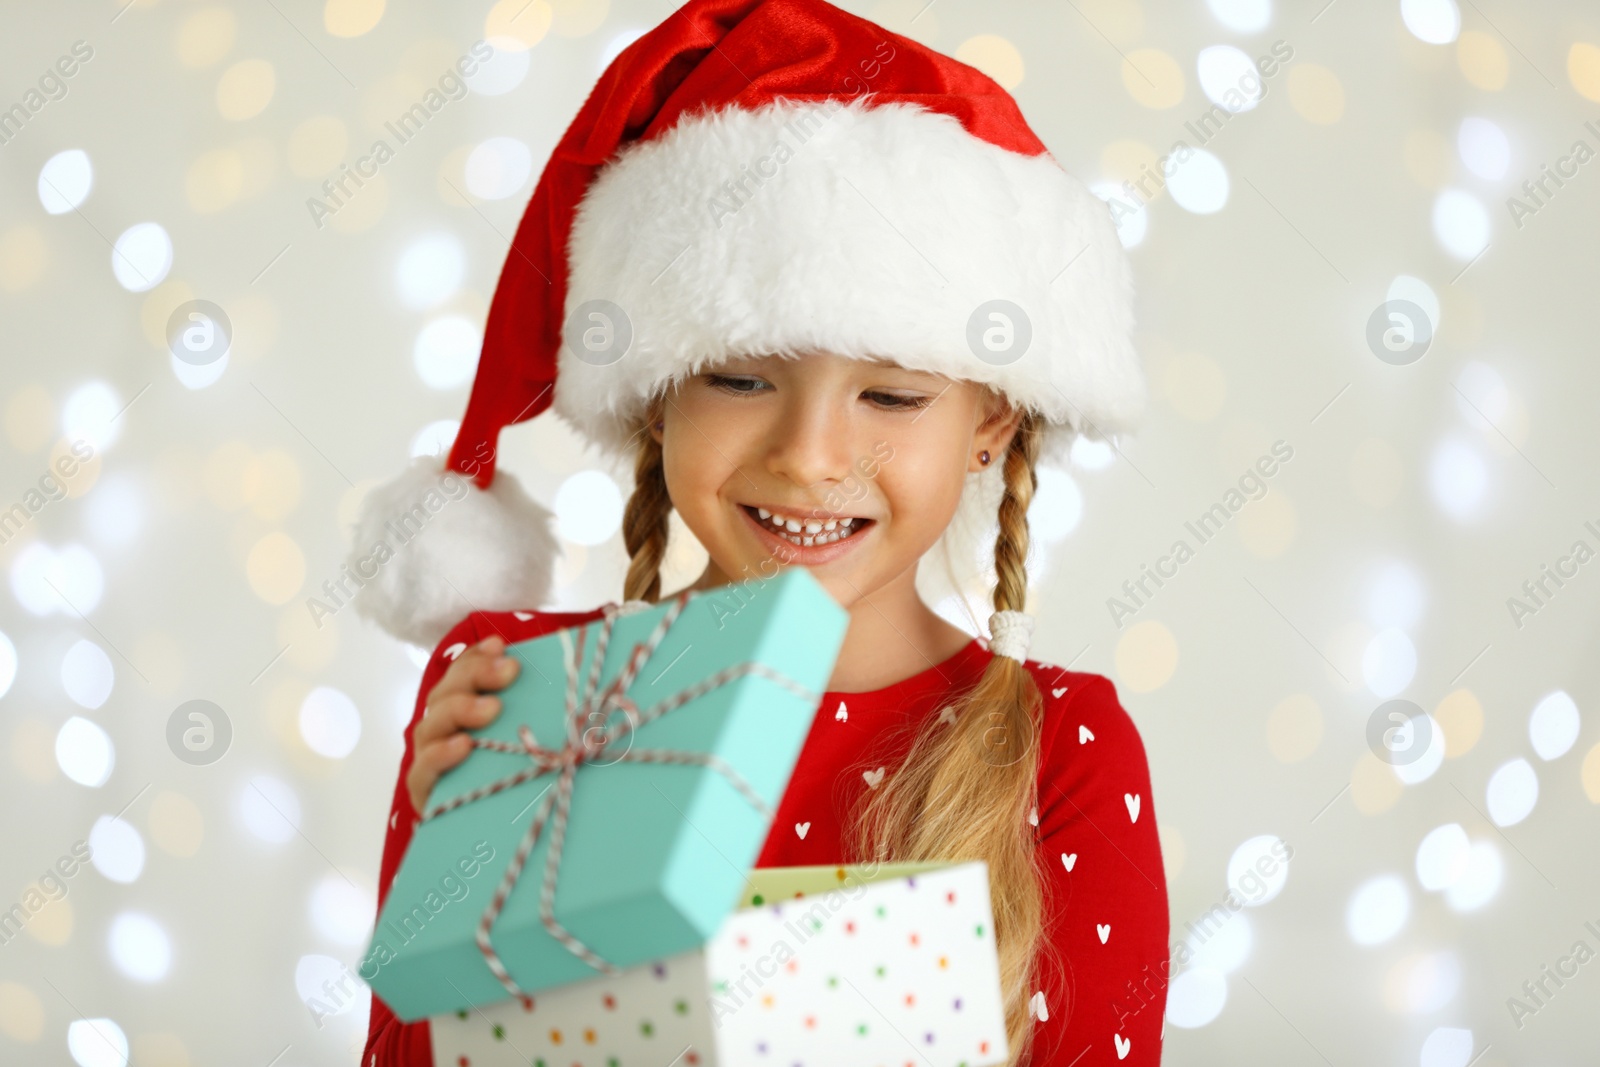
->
[[649, 351, 1021, 610]]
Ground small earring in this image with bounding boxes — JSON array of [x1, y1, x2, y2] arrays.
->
[[979, 450, 991, 465]]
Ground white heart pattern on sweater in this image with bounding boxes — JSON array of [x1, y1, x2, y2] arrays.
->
[[1097, 923, 1111, 944], [1029, 990, 1049, 1021], [1124, 793, 1141, 822], [1061, 852, 1077, 872], [794, 822, 810, 840], [834, 701, 848, 722], [1115, 1034, 1131, 1059], [1079, 724, 1095, 744], [862, 767, 885, 788], [443, 643, 467, 661], [1052, 686, 1068, 698]]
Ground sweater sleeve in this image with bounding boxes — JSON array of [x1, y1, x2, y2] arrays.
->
[[1027, 673, 1169, 1066], [361, 613, 484, 1067]]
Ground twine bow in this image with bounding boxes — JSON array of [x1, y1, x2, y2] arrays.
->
[[421, 589, 821, 995]]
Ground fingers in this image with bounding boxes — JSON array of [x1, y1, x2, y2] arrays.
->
[[408, 732, 473, 813], [416, 638, 519, 745]]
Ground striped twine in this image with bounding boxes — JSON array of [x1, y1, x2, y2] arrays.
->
[[420, 588, 821, 996]]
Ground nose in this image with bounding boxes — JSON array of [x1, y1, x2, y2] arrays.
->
[[762, 387, 860, 491]]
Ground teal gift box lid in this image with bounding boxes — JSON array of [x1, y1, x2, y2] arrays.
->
[[364, 566, 849, 1021]]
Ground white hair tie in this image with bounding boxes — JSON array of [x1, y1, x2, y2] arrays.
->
[[988, 610, 1034, 663], [613, 599, 654, 616]]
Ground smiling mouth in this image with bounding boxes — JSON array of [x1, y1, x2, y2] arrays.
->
[[740, 505, 876, 547]]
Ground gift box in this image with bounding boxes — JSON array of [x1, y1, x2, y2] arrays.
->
[[430, 859, 1010, 1067], [364, 567, 850, 1021]]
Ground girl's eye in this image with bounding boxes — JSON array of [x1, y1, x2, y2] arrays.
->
[[704, 374, 931, 411]]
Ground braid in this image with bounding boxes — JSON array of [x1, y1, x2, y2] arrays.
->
[[993, 412, 1042, 614], [622, 419, 672, 603], [851, 408, 1051, 1066]]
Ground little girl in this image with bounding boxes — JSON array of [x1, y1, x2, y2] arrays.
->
[[353, 1, 1167, 1063]]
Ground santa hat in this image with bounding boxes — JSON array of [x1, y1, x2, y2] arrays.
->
[[350, 0, 1145, 648]]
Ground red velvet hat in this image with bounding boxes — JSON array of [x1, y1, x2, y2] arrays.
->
[[351, 0, 1144, 646]]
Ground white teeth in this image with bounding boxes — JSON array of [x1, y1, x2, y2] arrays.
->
[[751, 506, 868, 544]]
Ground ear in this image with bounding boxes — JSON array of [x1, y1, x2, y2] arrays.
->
[[970, 392, 1026, 472]]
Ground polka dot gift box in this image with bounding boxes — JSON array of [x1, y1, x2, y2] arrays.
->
[[430, 859, 1009, 1066]]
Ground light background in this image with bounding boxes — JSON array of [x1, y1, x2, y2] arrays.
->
[[2, 0, 1600, 1064]]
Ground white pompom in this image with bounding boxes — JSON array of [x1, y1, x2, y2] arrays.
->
[[342, 456, 560, 648]]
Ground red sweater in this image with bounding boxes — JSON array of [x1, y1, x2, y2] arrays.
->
[[363, 607, 1169, 1066]]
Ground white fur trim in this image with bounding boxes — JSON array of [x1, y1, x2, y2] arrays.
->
[[557, 96, 1144, 468], [344, 456, 560, 648]]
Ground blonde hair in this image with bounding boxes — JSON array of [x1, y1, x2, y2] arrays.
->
[[622, 401, 1052, 1065]]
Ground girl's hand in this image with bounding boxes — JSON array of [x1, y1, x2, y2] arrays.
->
[[407, 635, 520, 814]]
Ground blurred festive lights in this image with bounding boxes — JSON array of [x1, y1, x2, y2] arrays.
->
[[0, 630, 16, 700], [1392, 717, 1445, 785], [309, 874, 376, 946], [1528, 690, 1579, 760], [1225, 835, 1290, 905], [1485, 757, 1538, 826], [67, 1018, 129, 1067], [1165, 967, 1227, 1027], [55, 716, 114, 787], [1031, 468, 1084, 543], [554, 470, 625, 546], [1347, 874, 1410, 945], [1070, 434, 1116, 470], [83, 475, 145, 549], [1452, 361, 1510, 430], [1362, 628, 1417, 698], [463, 39, 530, 96], [394, 232, 465, 311], [1428, 436, 1490, 521], [1197, 45, 1263, 112], [299, 686, 362, 759], [38, 149, 92, 215], [1401, 0, 1461, 45], [1167, 149, 1230, 213], [60, 639, 114, 709], [1365, 560, 1426, 630], [1091, 181, 1148, 248], [239, 774, 301, 844], [1444, 840, 1502, 910], [413, 315, 481, 389], [1430, 189, 1490, 259], [62, 380, 123, 450], [88, 815, 146, 884], [1419, 1026, 1474, 1067], [108, 911, 172, 982], [1415, 823, 1471, 890], [110, 222, 173, 292], [1205, 0, 1271, 33], [1188, 911, 1252, 974], [1457, 117, 1509, 180], [409, 419, 460, 459], [1386, 274, 1440, 334], [464, 136, 534, 200]]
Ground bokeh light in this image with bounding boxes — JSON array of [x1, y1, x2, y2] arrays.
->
[[1485, 758, 1538, 826], [88, 815, 146, 884], [1347, 875, 1410, 946], [55, 716, 114, 787], [1528, 690, 1579, 760], [108, 912, 173, 982], [38, 149, 93, 214]]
